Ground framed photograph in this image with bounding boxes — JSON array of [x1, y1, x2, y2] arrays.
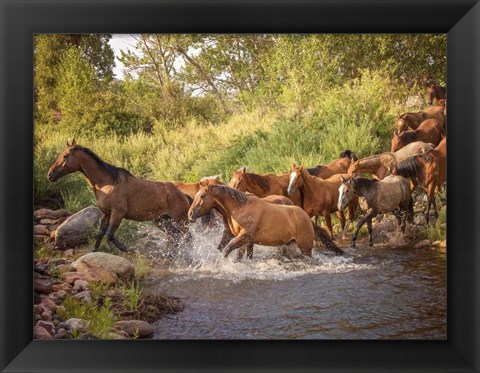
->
[[1, 0, 479, 372]]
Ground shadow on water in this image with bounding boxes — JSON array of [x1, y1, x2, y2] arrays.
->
[[147, 223, 446, 339]]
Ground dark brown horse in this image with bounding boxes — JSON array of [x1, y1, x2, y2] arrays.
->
[[188, 184, 341, 258], [338, 175, 413, 247], [229, 168, 303, 206], [391, 119, 444, 152], [47, 140, 191, 252], [426, 83, 446, 105], [287, 164, 358, 240], [396, 138, 446, 223]]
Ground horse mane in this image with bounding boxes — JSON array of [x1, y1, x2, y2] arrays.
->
[[396, 157, 420, 178], [416, 148, 435, 163], [306, 165, 322, 176], [351, 177, 379, 199], [246, 172, 271, 192], [73, 146, 132, 184], [212, 185, 248, 203]]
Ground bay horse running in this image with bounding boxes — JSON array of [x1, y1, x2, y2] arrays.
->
[[391, 119, 444, 152], [396, 138, 446, 223], [188, 184, 341, 258], [47, 140, 191, 252], [306, 150, 358, 178], [347, 152, 398, 180], [287, 164, 358, 240], [338, 175, 413, 247], [396, 109, 445, 133], [229, 167, 303, 206], [426, 83, 446, 105]]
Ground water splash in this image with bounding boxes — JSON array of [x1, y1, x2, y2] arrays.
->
[[167, 222, 374, 283]]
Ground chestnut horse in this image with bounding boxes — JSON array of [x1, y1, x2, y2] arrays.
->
[[391, 119, 444, 152], [426, 83, 446, 105], [338, 176, 413, 247], [229, 167, 303, 206], [347, 152, 398, 180], [396, 138, 446, 223], [173, 175, 224, 199], [217, 194, 295, 260], [287, 164, 358, 240], [306, 150, 358, 178], [188, 184, 341, 258], [47, 140, 191, 252]]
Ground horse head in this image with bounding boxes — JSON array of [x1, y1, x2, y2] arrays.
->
[[338, 176, 355, 211], [287, 163, 304, 195], [229, 166, 247, 191], [391, 130, 406, 152], [347, 158, 361, 177], [188, 181, 215, 223], [426, 84, 436, 105], [396, 114, 409, 133], [47, 139, 80, 182]]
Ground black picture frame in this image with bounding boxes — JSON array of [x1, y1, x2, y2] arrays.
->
[[1, 0, 479, 372]]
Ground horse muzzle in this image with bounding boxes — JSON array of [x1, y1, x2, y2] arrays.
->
[[47, 170, 58, 182], [287, 186, 295, 195], [188, 209, 197, 223]]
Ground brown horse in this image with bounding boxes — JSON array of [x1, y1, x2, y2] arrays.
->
[[229, 167, 303, 206], [218, 194, 295, 260], [287, 164, 358, 240], [338, 175, 413, 247], [47, 140, 191, 252], [347, 152, 398, 180], [396, 109, 445, 133], [188, 184, 341, 258], [396, 138, 446, 223], [391, 119, 444, 152], [426, 83, 446, 105], [306, 150, 358, 178]]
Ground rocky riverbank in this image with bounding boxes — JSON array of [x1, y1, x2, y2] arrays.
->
[[33, 207, 183, 340]]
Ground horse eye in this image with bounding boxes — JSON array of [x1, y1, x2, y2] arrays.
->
[[63, 155, 69, 159]]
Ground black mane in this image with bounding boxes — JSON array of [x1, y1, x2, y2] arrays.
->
[[351, 177, 379, 199], [73, 146, 132, 184], [400, 131, 417, 143], [339, 149, 358, 161]]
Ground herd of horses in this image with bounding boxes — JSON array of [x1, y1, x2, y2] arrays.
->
[[46, 85, 446, 260]]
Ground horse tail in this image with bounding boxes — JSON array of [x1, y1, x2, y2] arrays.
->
[[311, 222, 344, 255]]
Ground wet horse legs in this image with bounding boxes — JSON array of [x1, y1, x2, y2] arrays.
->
[[92, 212, 109, 252]]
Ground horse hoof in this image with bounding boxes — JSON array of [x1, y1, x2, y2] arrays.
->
[[369, 242, 373, 247], [351, 241, 356, 248]]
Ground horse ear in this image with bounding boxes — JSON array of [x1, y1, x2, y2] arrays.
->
[[292, 162, 296, 168], [71, 138, 76, 146], [340, 175, 346, 183], [199, 179, 209, 187], [66, 140, 70, 147], [241, 166, 246, 174]]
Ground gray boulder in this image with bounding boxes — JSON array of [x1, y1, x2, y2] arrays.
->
[[55, 207, 101, 249], [114, 320, 154, 338], [72, 252, 135, 281]]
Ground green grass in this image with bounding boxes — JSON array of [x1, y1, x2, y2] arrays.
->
[[427, 205, 447, 242]]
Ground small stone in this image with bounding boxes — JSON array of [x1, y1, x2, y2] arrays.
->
[[36, 320, 55, 335], [49, 258, 67, 265], [56, 305, 66, 315], [40, 218, 59, 226], [34, 276, 53, 294], [440, 240, 446, 248], [34, 225, 49, 236], [34, 325, 53, 340], [34, 313, 42, 322], [53, 329, 69, 339], [53, 314, 64, 323], [432, 240, 441, 247], [114, 320, 154, 338], [73, 280, 89, 292], [414, 239, 431, 249], [65, 318, 87, 331], [51, 209, 71, 219], [440, 223, 446, 230], [414, 215, 426, 226], [34, 208, 54, 220], [64, 249, 75, 257], [41, 297, 57, 312], [54, 289, 68, 301], [41, 311, 52, 321], [73, 290, 92, 302], [52, 283, 73, 294]]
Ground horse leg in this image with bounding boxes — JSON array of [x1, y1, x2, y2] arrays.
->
[[154, 217, 186, 247], [336, 211, 346, 238], [367, 217, 373, 246], [424, 183, 435, 225], [92, 213, 110, 252], [215, 216, 234, 252], [352, 209, 375, 248], [105, 210, 128, 252], [223, 232, 250, 258], [246, 243, 254, 259], [236, 244, 254, 260], [323, 212, 334, 240]]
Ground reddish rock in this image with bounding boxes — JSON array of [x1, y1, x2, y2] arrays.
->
[[41, 311, 52, 321], [51, 209, 71, 219], [34, 325, 53, 340], [41, 297, 57, 312], [34, 276, 52, 294], [34, 225, 49, 236], [34, 208, 54, 220], [36, 320, 55, 335], [52, 283, 73, 294], [73, 280, 89, 292], [63, 269, 117, 285], [73, 290, 92, 302], [54, 207, 100, 249], [40, 218, 59, 226]]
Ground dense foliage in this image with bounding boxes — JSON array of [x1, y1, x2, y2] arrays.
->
[[34, 34, 446, 210]]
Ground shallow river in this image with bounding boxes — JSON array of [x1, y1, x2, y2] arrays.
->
[[149, 226, 446, 340]]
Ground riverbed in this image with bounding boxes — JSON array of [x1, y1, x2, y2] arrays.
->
[[149, 226, 446, 340]]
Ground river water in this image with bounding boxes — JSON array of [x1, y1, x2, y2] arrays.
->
[[149, 225, 446, 340]]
